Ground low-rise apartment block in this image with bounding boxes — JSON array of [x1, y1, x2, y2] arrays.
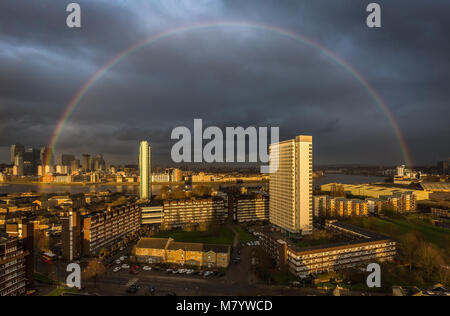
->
[[258, 222, 396, 278], [314, 191, 416, 218], [162, 197, 227, 229], [61, 203, 141, 259], [135, 237, 231, 268], [82, 203, 141, 256]]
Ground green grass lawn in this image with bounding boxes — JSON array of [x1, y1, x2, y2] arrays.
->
[[232, 226, 258, 243], [343, 215, 450, 250], [34, 273, 57, 285], [154, 226, 235, 245], [269, 270, 299, 285], [46, 287, 79, 296]]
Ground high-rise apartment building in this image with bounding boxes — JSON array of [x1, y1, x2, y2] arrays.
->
[[61, 210, 82, 261], [60, 154, 75, 166], [40, 147, 53, 166], [13, 154, 24, 176], [10, 143, 24, 165], [139, 141, 151, 200], [269, 135, 313, 236], [81, 154, 91, 172]]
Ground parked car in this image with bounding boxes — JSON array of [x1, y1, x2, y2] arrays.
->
[[115, 259, 121, 264], [142, 266, 151, 271], [166, 269, 173, 273], [113, 267, 121, 273], [121, 264, 130, 269], [204, 271, 214, 277], [120, 256, 125, 261], [126, 285, 139, 294]]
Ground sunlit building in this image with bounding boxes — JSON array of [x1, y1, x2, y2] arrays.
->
[[139, 141, 151, 200], [269, 135, 313, 236]]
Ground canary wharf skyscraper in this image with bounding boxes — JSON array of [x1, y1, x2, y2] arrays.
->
[[269, 135, 313, 236], [139, 141, 151, 200]]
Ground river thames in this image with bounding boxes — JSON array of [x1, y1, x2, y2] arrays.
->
[[0, 174, 386, 195]]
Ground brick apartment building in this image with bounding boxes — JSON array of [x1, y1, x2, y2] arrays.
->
[[0, 235, 33, 296], [61, 203, 141, 260], [135, 237, 231, 268]]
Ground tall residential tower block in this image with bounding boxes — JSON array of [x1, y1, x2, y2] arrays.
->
[[269, 135, 313, 235], [139, 141, 151, 200]]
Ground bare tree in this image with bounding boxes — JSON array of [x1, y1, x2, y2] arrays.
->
[[84, 258, 106, 289]]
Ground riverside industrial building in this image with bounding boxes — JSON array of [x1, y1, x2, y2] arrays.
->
[[320, 183, 429, 201]]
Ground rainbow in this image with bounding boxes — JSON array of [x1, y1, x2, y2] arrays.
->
[[45, 20, 413, 168]]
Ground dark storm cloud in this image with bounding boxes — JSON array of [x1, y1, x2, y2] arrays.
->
[[0, 0, 448, 166]]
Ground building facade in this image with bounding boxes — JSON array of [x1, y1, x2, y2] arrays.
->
[[162, 197, 227, 229], [269, 135, 313, 235], [0, 237, 31, 296], [258, 222, 396, 278], [82, 204, 141, 256], [135, 237, 231, 268], [139, 141, 151, 200], [141, 205, 164, 225], [233, 193, 269, 223]]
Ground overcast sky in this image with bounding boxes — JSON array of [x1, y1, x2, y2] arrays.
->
[[0, 0, 449, 167]]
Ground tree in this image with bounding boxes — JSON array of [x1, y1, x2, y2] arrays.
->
[[84, 259, 106, 289], [416, 242, 445, 280], [400, 232, 422, 271]]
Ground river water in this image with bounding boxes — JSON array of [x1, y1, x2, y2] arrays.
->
[[0, 174, 386, 195]]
